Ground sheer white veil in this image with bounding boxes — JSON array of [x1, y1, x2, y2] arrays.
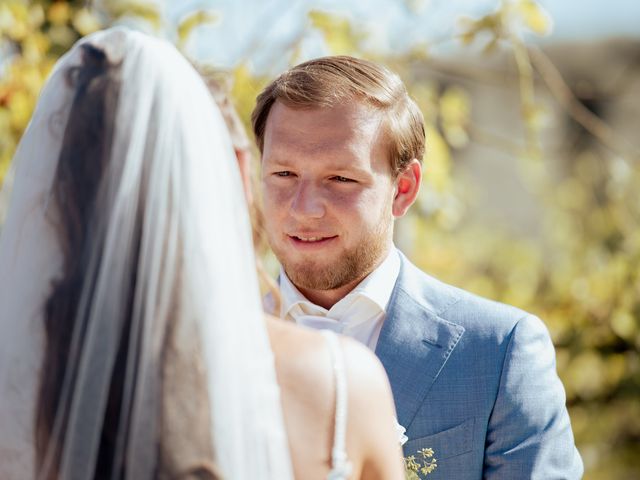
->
[[0, 27, 292, 480]]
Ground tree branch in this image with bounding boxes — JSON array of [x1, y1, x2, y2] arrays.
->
[[529, 45, 639, 162]]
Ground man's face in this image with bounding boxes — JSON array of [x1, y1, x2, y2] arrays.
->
[[261, 100, 397, 295]]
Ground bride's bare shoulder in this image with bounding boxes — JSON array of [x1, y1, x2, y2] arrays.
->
[[265, 315, 391, 401], [266, 315, 329, 376], [266, 316, 404, 479]]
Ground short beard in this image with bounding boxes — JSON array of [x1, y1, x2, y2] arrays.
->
[[278, 222, 391, 292]]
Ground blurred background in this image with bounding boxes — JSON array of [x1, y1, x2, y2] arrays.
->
[[1, 1, 639, 478]]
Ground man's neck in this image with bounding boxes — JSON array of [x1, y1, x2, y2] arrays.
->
[[296, 276, 363, 310]]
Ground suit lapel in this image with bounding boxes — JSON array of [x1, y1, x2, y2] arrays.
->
[[375, 255, 465, 430]]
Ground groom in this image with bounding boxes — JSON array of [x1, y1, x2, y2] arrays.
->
[[252, 56, 583, 478]]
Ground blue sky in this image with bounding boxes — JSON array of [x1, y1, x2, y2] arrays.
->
[[163, 0, 640, 70]]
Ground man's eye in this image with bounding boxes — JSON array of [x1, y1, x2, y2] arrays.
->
[[333, 176, 354, 183]]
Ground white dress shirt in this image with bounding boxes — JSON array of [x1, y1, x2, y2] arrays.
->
[[280, 249, 401, 350]]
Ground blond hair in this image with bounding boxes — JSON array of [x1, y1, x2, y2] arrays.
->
[[251, 55, 425, 175], [197, 67, 250, 151], [197, 65, 282, 310]]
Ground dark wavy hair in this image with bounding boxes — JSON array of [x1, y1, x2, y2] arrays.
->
[[35, 42, 126, 479]]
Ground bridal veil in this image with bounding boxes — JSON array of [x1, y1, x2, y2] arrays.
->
[[0, 27, 293, 480]]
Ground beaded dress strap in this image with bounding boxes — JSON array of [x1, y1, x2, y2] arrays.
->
[[322, 330, 353, 480]]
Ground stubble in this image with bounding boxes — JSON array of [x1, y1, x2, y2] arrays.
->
[[275, 217, 392, 292]]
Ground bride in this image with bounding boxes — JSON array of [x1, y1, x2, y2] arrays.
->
[[0, 27, 403, 479]]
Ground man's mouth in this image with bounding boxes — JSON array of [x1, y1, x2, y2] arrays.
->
[[288, 234, 338, 243]]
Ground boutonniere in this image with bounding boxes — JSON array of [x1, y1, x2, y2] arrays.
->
[[404, 447, 437, 479]]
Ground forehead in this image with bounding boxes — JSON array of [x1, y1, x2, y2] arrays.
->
[[262, 101, 388, 162]]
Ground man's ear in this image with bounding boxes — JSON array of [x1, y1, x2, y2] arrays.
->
[[392, 159, 421, 217]]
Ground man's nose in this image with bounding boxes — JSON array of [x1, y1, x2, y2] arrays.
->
[[290, 181, 325, 219]]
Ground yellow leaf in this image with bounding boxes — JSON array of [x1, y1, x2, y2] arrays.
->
[[28, 4, 45, 29], [0, 7, 11, 38], [611, 310, 636, 342], [0, 132, 15, 182], [108, 0, 163, 31], [6, 19, 28, 42], [522, 102, 550, 134], [48, 2, 71, 26], [177, 9, 219, 47], [3, 1, 30, 42], [7, 1, 29, 23], [47, 24, 76, 48], [73, 8, 103, 36], [231, 63, 269, 135], [423, 125, 451, 192], [516, 0, 552, 36], [8, 61, 45, 96], [439, 86, 470, 148], [567, 350, 608, 400], [7, 90, 34, 132], [20, 31, 51, 63], [410, 82, 439, 124], [309, 10, 360, 55], [605, 354, 627, 389], [457, 13, 503, 47]]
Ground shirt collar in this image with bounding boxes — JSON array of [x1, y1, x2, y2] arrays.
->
[[280, 248, 401, 319], [279, 269, 312, 318]]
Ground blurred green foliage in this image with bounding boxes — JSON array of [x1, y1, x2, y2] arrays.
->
[[1, 1, 638, 478]]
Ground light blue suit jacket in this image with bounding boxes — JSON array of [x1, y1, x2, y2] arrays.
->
[[377, 252, 583, 479]]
